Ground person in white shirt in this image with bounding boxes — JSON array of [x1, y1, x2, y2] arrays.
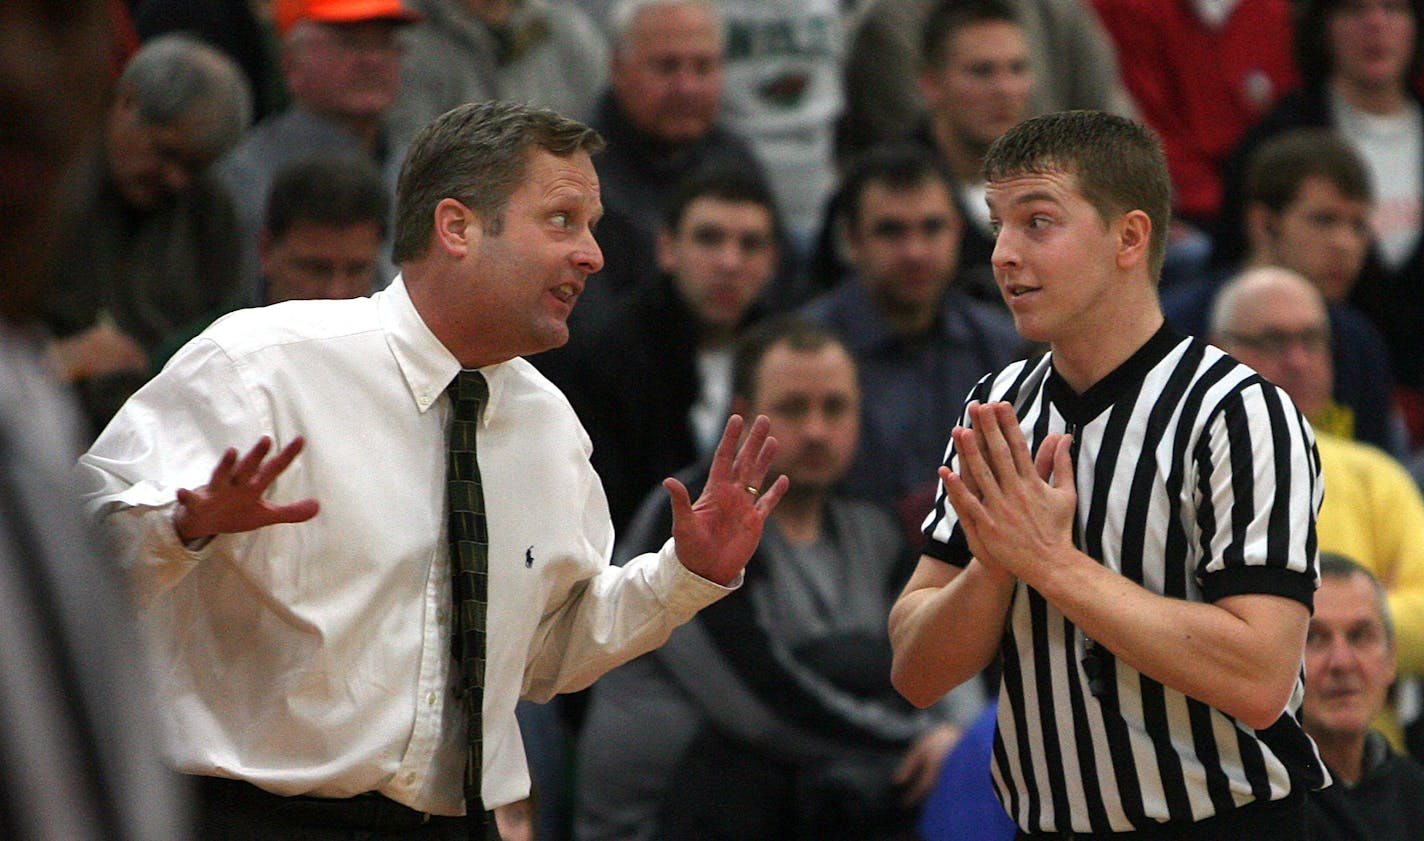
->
[[77, 99, 788, 841]]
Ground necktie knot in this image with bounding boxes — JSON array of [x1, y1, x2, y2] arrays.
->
[[448, 370, 488, 420]]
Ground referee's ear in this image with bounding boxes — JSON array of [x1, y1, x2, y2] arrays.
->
[[1114, 209, 1152, 274]]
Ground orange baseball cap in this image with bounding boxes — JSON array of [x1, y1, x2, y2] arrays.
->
[[275, 0, 423, 35]]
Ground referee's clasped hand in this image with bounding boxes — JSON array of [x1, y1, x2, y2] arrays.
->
[[942, 401, 1075, 579]]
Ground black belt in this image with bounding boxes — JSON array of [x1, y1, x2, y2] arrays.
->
[[195, 774, 491, 833]]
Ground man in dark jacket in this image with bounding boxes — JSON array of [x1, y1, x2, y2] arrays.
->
[[1303, 553, 1424, 841], [536, 167, 781, 537], [575, 317, 976, 841]]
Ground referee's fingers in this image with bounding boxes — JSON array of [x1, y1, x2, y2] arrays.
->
[[953, 425, 1000, 501], [973, 401, 1024, 485], [1034, 432, 1061, 483], [990, 401, 1037, 478], [942, 467, 987, 535], [1051, 434, 1075, 491]]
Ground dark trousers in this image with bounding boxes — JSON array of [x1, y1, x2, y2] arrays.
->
[[1015, 787, 1306, 840], [194, 775, 501, 841]]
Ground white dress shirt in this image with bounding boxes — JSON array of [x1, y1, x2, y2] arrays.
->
[[76, 277, 733, 814]]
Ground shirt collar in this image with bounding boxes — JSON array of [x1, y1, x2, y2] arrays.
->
[[1046, 322, 1185, 425], [378, 275, 513, 424], [1361, 729, 1389, 777], [378, 275, 463, 414]]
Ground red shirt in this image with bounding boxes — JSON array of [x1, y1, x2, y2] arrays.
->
[[1092, 0, 1297, 222]]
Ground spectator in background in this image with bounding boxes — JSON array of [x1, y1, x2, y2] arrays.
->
[[389, 0, 609, 145], [1210, 266, 1424, 684], [716, 0, 844, 259], [1168, 130, 1405, 454], [259, 156, 390, 304], [537, 168, 781, 538], [838, 0, 1132, 162], [910, 0, 1034, 304], [131, 0, 288, 122], [43, 33, 252, 440], [1217, 0, 1424, 407], [808, 0, 1037, 304], [1091, 0, 1296, 230], [1233, 131, 1402, 455], [1301, 554, 1424, 841], [580, 0, 768, 331], [217, 0, 420, 304], [0, 0, 192, 837], [801, 143, 1021, 534], [148, 155, 392, 370], [576, 318, 973, 841]]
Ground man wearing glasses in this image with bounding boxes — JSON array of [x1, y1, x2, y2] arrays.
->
[[1212, 264, 1424, 714]]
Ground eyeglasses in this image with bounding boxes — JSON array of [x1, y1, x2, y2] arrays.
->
[[1220, 327, 1331, 356]]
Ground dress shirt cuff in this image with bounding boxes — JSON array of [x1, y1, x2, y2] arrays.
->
[[104, 502, 209, 607], [657, 537, 742, 610]]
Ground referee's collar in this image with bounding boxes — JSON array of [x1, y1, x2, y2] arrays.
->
[[1046, 323, 1185, 424]]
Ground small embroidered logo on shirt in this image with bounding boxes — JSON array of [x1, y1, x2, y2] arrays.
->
[[525, 546, 534, 568]]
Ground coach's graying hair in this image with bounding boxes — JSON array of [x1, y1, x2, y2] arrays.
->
[[984, 110, 1172, 281], [119, 33, 253, 159], [392, 101, 605, 264]]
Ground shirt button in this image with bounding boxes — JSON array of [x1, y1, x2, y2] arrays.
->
[[437, 609, 448, 623], [404, 772, 417, 784], [427, 692, 437, 706]]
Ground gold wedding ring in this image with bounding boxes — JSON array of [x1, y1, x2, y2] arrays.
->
[[745, 485, 760, 497]]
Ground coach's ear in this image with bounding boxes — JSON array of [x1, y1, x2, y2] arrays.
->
[[1115, 209, 1151, 273], [433, 198, 480, 259]]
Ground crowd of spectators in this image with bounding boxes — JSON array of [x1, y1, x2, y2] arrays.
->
[[40, 0, 1424, 838]]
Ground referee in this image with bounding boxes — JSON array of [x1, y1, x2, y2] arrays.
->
[[889, 110, 1328, 840]]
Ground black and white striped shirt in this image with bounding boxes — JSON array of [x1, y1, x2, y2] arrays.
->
[[923, 326, 1328, 834]]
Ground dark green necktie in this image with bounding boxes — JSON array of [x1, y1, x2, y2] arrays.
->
[[446, 369, 496, 838]]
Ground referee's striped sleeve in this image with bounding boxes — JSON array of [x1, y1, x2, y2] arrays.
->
[[1194, 377, 1320, 607]]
